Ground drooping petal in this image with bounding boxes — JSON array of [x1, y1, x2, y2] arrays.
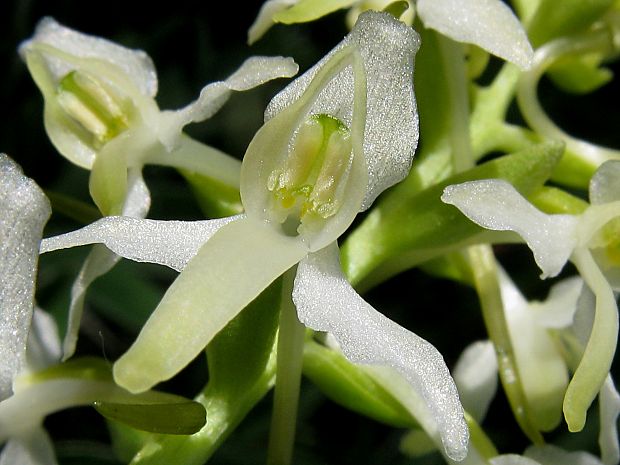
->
[[0, 428, 58, 465], [441, 179, 580, 278], [525, 444, 604, 465], [264, 11, 420, 209], [41, 214, 241, 273], [452, 340, 497, 423], [113, 217, 308, 393], [599, 375, 620, 465], [589, 160, 620, 205], [19, 18, 159, 169], [416, 0, 533, 69], [156, 56, 299, 150], [248, 0, 299, 44], [499, 268, 568, 431], [0, 155, 51, 400], [293, 243, 468, 461]]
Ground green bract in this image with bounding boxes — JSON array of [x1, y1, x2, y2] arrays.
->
[[41, 12, 472, 460]]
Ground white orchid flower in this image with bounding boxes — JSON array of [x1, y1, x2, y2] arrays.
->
[[19, 18, 298, 359], [248, 0, 533, 69], [0, 155, 51, 402], [41, 12, 469, 460], [440, 160, 620, 434]]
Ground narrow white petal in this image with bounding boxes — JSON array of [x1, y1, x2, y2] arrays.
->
[[25, 308, 62, 373], [453, 340, 497, 423], [293, 243, 468, 461], [41, 215, 241, 272], [113, 217, 307, 393], [0, 428, 58, 465], [265, 11, 420, 209], [247, 0, 299, 45], [525, 445, 604, 465], [441, 179, 579, 278], [417, 0, 533, 69], [157, 56, 298, 149], [19, 17, 157, 97], [589, 160, 620, 205], [499, 268, 568, 431], [0, 155, 51, 400], [599, 375, 620, 465]]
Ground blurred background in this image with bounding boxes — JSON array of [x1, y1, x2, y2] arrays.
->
[[1, 1, 619, 464]]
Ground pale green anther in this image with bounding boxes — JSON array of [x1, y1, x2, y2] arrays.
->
[[267, 114, 352, 228], [57, 71, 130, 147]]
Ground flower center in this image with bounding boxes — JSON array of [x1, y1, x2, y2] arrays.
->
[[267, 114, 352, 234], [57, 71, 131, 148]]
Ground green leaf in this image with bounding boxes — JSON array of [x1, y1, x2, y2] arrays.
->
[[527, 0, 613, 47], [94, 400, 206, 435], [127, 279, 282, 465], [341, 141, 564, 289], [303, 338, 417, 428], [179, 169, 242, 218]]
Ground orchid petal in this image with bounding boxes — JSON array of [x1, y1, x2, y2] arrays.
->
[[19, 18, 159, 169], [0, 155, 51, 400], [248, 0, 299, 45], [265, 11, 420, 209], [41, 215, 241, 273], [416, 0, 533, 69], [113, 217, 307, 393], [590, 160, 620, 205], [452, 340, 497, 423], [157, 56, 299, 149], [293, 243, 468, 461], [272, 0, 357, 24], [490, 455, 542, 465], [0, 428, 58, 465], [599, 375, 620, 465], [25, 309, 61, 373], [530, 276, 583, 329], [442, 179, 579, 278], [499, 268, 568, 431], [525, 445, 604, 465]]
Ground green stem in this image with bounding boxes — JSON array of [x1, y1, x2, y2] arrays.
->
[[266, 268, 305, 465], [466, 245, 544, 444]]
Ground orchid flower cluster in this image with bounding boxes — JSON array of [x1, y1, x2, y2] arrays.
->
[[1, 0, 620, 464]]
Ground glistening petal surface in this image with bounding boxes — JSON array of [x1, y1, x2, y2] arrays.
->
[[265, 11, 420, 209], [416, 0, 533, 69], [0, 155, 51, 400], [293, 243, 468, 460], [113, 217, 307, 393], [442, 179, 579, 278]]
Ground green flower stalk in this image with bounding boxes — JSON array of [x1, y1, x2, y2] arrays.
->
[[41, 12, 470, 460]]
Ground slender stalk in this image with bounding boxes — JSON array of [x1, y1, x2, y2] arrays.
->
[[266, 268, 305, 465]]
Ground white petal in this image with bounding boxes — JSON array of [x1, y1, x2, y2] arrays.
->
[[25, 308, 62, 373], [247, 0, 299, 45], [417, 0, 533, 69], [122, 169, 151, 218], [0, 155, 51, 400], [441, 179, 579, 278], [265, 11, 420, 209], [41, 215, 241, 272], [157, 56, 298, 150], [0, 428, 58, 465], [452, 340, 497, 423], [19, 17, 157, 97], [525, 445, 604, 465], [293, 243, 468, 461], [491, 455, 542, 465], [113, 217, 307, 393], [499, 268, 568, 431], [599, 375, 620, 465], [530, 276, 583, 329], [590, 160, 620, 205]]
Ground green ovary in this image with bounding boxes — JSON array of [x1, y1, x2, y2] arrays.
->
[[267, 114, 353, 230], [57, 71, 131, 148]]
